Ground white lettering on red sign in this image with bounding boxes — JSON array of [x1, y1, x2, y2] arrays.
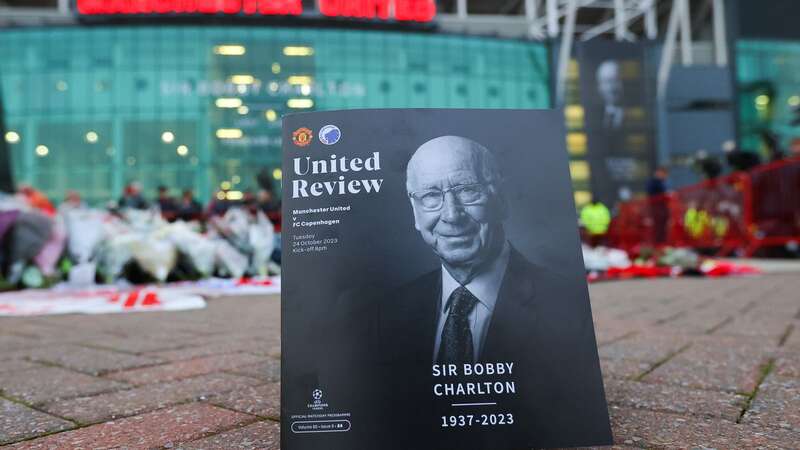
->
[[319, 0, 436, 22]]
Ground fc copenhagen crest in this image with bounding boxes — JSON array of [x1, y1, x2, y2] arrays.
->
[[292, 127, 313, 147], [318, 124, 341, 145]]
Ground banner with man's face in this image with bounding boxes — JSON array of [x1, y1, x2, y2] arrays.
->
[[281, 109, 611, 450], [578, 40, 657, 206]]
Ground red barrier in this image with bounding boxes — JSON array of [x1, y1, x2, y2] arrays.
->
[[608, 156, 800, 256]]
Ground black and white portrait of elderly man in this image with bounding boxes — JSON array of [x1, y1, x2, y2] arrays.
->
[[378, 135, 541, 365], [596, 60, 625, 129]]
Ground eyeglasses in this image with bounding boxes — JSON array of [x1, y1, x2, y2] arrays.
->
[[408, 183, 490, 211]]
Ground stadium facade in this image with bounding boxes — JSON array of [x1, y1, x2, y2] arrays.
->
[[0, 2, 551, 205]]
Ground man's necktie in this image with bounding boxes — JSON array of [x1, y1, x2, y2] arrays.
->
[[437, 286, 479, 364]]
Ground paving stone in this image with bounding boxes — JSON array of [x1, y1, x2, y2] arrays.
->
[[743, 309, 799, 323], [41, 373, 262, 424], [742, 375, 800, 433], [145, 338, 271, 362], [648, 308, 693, 327], [594, 326, 638, 346], [0, 335, 45, 352], [104, 352, 267, 386], [609, 406, 800, 449], [0, 366, 126, 405], [179, 419, 280, 449], [83, 335, 199, 354], [643, 337, 773, 394], [264, 344, 281, 359], [0, 398, 73, 445], [610, 305, 652, 321], [604, 378, 744, 422], [9, 403, 255, 450], [774, 350, 800, 378], [717, 316, 795, 342], [208, 383, 280, 419], [33, 315, 199, 340], [23, 344, 163, 375], [784, 325, 800, 350], [561, 446, 640, 450], [664, 310, 734, 335], [225, 358, 281, 383], [598, 333, 691, 364], [0, 360, 44, 374], [600, 358, 651, 380], [0, 322, 118, 345]]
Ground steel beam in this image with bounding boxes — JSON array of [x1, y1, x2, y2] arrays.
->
[[525, 0, 546, 38], [556, 0, 578, 105], [678, 0, 692, 65], [644, 0, 657, 39], [658, 0, 682, 100], [457, 0, 468, 19], [712, 0, 728, 66], [547, 0, 560, 37], [613, 0, 627, 40], [580, 5, 643, 41]]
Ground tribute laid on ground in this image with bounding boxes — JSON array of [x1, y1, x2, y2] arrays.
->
[[281, 109, 612, 449]]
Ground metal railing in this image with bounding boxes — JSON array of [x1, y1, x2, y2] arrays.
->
[[608, 156, 800, 256]]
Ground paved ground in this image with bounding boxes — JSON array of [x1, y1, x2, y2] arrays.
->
[[1, 273, 799, 449]]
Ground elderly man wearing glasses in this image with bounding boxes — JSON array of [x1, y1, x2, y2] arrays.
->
[[391, 135, 539, 365]]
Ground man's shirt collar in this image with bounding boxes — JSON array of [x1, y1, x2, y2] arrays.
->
[[440, 241, 511, 315]]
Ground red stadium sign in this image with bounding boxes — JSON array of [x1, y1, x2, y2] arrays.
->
[[77, 0, 303, 16], [319, 0, 436, 22], [76, 0, 437, 22]]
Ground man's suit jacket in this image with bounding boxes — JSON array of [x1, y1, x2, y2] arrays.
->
[[377, 247, 537, 365]]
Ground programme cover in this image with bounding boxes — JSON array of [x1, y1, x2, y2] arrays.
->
[[281, 109, 612, 450]]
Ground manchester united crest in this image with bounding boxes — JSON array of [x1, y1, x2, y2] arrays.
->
[[292, 127, 313, 147]]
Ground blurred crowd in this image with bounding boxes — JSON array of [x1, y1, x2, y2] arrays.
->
[[116, 182, 282, 231], [693, 132, 799, 180], [16, 181, 283, 231]]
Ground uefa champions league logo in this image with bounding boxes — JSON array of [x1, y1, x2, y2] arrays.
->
[[308, 388, 329, 411], [319, 124, 341, 145]]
